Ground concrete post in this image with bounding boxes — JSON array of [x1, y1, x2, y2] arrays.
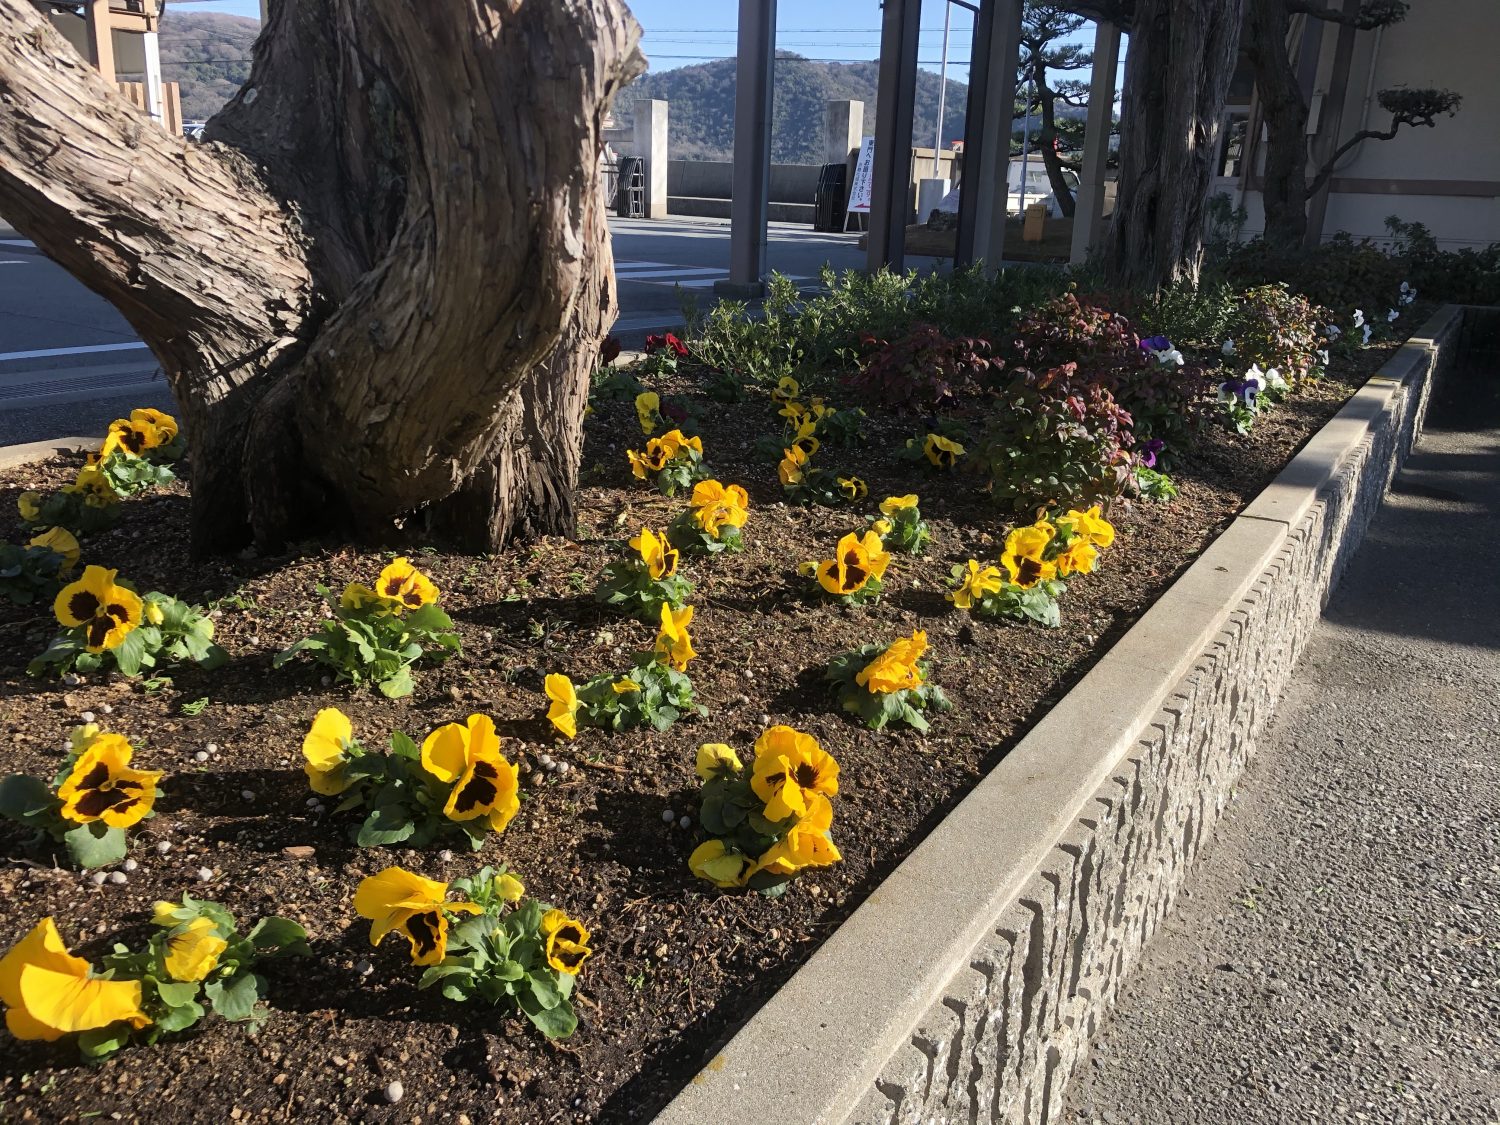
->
[[634, 100, 670, 220], [1069, 21, 1120, 264], [85, 0, 116, 86], [718, 0, 776, 298], [826, 99, 864, 167], [956, 0, 1023, 271], [867, 0, 922, 273], [142, 29, 164, 125]]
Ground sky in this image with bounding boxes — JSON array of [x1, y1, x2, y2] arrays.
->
[[170, 1, 1002, 84]]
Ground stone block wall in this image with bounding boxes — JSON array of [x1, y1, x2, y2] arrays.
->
[[850, 316, 1462, 1124]]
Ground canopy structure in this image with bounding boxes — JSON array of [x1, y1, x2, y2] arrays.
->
[[718, 0, 1122, 287]]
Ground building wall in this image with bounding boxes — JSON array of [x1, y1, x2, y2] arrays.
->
[[1240, 0, 1500, 248]]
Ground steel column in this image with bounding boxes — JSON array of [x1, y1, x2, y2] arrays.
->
[[718, 0, 778, 298], [867, 0, 921, 273]]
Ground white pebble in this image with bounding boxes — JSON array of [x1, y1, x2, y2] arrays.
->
[[743, 669, 756, 681], [384, 1081, 404, 1104], [248, 636, 260, 646], [99, 703, 113, 714], [438, 850, 454, 863], [736, 694, 751, 705], [679, 816, 691, 830], [661, 809, 676, 823], [62, 673, 81, 686], [305, 797, 321, 808], [79, 710, 96, 723], [538, 753, 554, 767], [196, 867, 214, 882], [194, 751, 209, 763], [155, 841, 172, 855], [89, 871, 107, 886], [240, 790, 256, 802], [758, 714, 771, 727], [107, 871, 127, 885], [320, 676, 332, 687], [356, 960, 373, 977], [122, 858, 138, 872], [206, 743, 219, 753], [556, 761, 571, 775]]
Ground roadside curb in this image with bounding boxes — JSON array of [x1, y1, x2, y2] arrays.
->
[[0, 436, 95, 471], [656, 305, 1466, 1125]]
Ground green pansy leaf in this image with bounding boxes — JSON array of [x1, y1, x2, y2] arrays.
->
[[376, 666, 415, 699], [63, 822, 127, 869], [154, 998, 204, 1033], [155, 980, 201, 1008], [389, 731, 420, 760], [0, 774, 56, 823], [245, 916, 309, 954], [111, 627, 149, 677], [204, 971, 261, 1022], [355, 803, 416, 847], [519, 988, 577, 1039], [77, 1022, 135, 1059]]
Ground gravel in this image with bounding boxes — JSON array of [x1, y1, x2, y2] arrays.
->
[[1064, 375, 1500, 1124]]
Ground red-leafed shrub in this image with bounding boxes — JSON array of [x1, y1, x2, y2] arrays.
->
[[844, 324, 1004, 408]]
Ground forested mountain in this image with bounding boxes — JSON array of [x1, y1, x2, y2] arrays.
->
[[616, 51, 970, 163], [158, 11, 258, 123], [154, 21, 972, 160]]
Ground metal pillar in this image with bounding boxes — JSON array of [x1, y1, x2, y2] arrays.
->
[[866, 0, 921, 273], [717, 0, 777, 298], [1069, 21, 1121, 264], [955, 0, 1022, 271]]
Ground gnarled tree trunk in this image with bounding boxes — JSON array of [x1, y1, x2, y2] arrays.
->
[[1243, 0, 1310, 248], [1101, 0, 1246, 287], [0, 0, 643, 555]]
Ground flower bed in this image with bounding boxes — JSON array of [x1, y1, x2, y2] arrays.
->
[[0, 322, 1407, 1121]]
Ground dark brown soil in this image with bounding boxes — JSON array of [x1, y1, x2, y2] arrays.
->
[[0, 338, 1400, 1124]]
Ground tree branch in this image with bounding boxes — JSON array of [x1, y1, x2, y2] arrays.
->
[[0, 0, 315, 387], [1285, 0, 1407, 30], [1310, 86, 1461, 192]]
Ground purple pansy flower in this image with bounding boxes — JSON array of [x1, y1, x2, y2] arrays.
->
[[1139, 335, 1173, 353], [1140, 438, 1165, 468]]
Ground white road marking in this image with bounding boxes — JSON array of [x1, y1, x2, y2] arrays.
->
[[0, 341, 152, 363]]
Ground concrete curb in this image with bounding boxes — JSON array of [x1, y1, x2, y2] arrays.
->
[[656, 305, 1467, 1125], [0, 436, 95, 472]]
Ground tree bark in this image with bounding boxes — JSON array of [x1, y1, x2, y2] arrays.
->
[[1101, 0, 1246, 288], [0, 0, 643, 555], [1244, 0, 1310, 248], [1030, 56, 1078, 218]]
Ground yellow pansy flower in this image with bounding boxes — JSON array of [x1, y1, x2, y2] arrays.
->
[[494, 872, 525, 903], [689, 839, 754, 888], [302, 707, 356, 796], [695, 742, 743, 781], [162, 917, 227, 983], [654, 602, 696, 671], [771, 376, 801, 404], [544, 673, 580, 739], [948, 560, 1004, 610], [1058, 505, 1116, 548], [374, 557, 439, 613], [815, 531, 890, 597], [0, 917, 150, 1042], [539, 909, 593, 975], [635, 391, 661, 436], [879, 494, 919, 516], [750, 726, 840, 822], [837, 476, 868, 501], [654, 429, 703, 461], [54, 565, 142, 652], [778, 445, 810, 488], [1054, 539, 1100, 577], [130, 408, 178, 443], [57, 734, 161, 829], [421, 714, 521, 834], [923, 433, 965, 469], [17, 491, 42, 522], [29, 527, 80, 572], [748, 793, 842, 878], [353, 867, 482, 967], [629, 527, 679, 579], [610, 679, 641, 694], [628, 444, 670, 479], [856, 629, 929, 694]]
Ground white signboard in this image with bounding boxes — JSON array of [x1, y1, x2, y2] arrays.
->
[[847, 137, 875, 215]]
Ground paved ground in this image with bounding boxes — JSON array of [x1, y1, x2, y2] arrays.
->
[[1064, 359, 1500, 1123], [0, 216, 867, 443]]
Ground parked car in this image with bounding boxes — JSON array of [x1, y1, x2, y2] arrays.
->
[[1005, 159, 1078, 217]]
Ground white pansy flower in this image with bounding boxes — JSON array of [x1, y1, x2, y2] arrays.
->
[[1221, 338, 1236, 356], [1352, 309, 1366, 328]]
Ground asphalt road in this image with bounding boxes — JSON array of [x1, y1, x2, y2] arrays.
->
[[0, 216, 867, 444], [1063, 356, 1500, 1124]]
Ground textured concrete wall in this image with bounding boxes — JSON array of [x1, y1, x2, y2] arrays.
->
[[849, 316, 1462, 1125]]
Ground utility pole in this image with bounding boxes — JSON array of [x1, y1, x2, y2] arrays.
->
[[933, 2, 952, 178]]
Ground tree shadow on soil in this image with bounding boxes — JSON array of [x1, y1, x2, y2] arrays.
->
[[573, 788, 699, 901]]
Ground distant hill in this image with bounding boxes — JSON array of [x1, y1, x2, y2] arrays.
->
[[158, 11, 258, 123], [616, 51, 970, 164]]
